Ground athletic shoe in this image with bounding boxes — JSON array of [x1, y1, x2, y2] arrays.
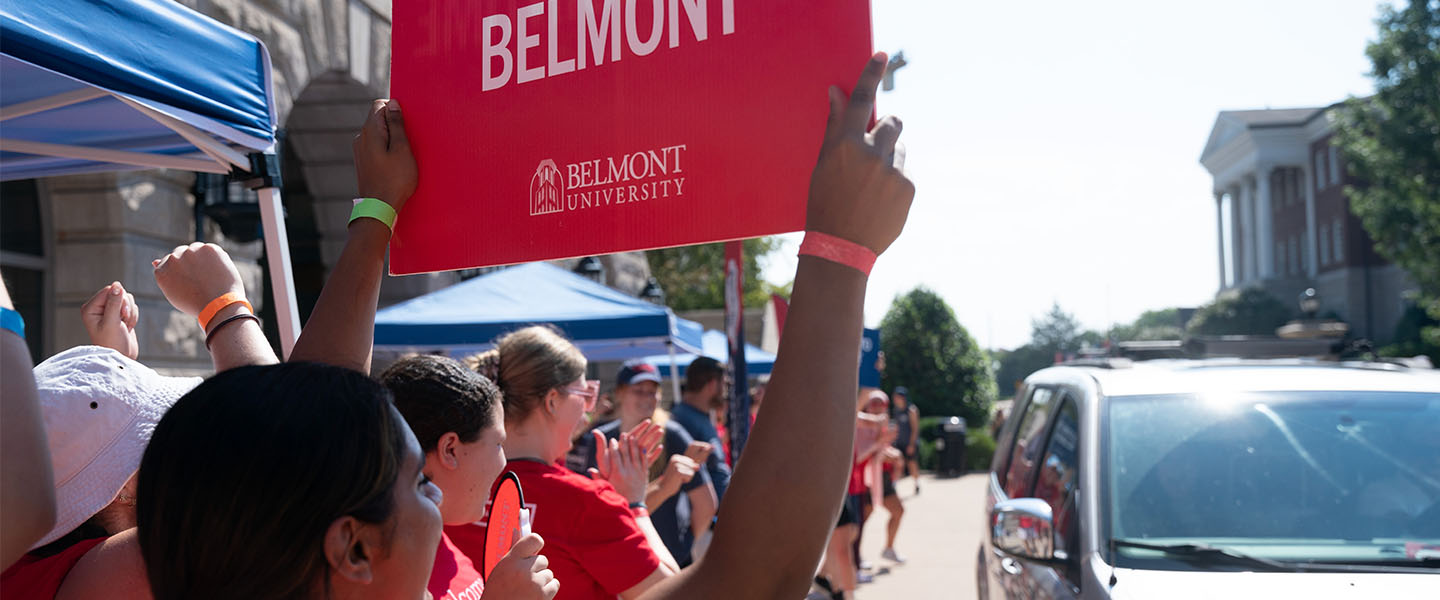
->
[[858, 559, 873, 571], [857, 572, 875, 584], [881, 548, 907, 563]]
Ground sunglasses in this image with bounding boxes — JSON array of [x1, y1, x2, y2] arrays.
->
[[564, 379, 601, 411]]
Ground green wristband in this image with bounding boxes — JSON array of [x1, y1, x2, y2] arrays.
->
[[350, 198, 397, 231]]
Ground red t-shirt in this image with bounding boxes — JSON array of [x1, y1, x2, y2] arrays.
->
[[0, 537, 106, 598], [447, 460, 661, 600], [429, 532, 485, 600]]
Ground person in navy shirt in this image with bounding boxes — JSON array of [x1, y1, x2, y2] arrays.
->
[[671, 357, 733, 503]]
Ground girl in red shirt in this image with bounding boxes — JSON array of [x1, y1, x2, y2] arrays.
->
[[457, 326, 678, 600], [380, 354, 558, 600]]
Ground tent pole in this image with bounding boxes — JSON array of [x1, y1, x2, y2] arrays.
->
[[667, 341, 682, 406], [257, 186, 300, 358]]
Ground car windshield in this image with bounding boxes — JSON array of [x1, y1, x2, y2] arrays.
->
[[1106, 390, 1440, 567]]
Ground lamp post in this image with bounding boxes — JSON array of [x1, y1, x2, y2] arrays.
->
[[574, 256, 604, 285], [1299, 288, 1320, 320], [640, 277, 665, 305]]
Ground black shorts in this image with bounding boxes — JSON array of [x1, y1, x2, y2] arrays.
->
[[837, 493, 863, 527]]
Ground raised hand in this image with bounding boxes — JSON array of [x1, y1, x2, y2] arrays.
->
[[81, 281, 139, 359], [481, 533, 559, 600], [152, 243, 245, 318], [657, 454, 699, 497], [683, 440, 713, 466], [808, 52, 916, 256], [352, 99, 417, 212]]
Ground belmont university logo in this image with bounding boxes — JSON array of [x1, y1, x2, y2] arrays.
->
[[528, 144, 689, 216], [530, 160, 564, 216]]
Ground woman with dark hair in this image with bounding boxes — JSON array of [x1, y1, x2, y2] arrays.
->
[[380, 354, 558, 600], [137, 362, 439, 600]]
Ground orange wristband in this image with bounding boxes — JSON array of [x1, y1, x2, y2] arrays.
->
[[197, 292, 253, 331], [798, 231, 877, 276]]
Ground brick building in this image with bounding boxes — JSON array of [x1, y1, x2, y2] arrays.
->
[[1199, 104, 1417, 344]]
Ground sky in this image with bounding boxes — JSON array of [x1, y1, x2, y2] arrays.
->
[[760, 0, 1388, 350]]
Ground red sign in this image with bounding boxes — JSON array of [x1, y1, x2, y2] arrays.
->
[[482, 472, 526, 578], [390, 0, 872, 274]]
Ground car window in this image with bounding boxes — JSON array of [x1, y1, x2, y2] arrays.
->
[[1033, 396, 1080, 567], [1002, 387, 1056, 497], [1107, 391, 1440, 566]]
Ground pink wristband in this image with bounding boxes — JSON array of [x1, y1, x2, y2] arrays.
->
[[798, 231, 877, 276]]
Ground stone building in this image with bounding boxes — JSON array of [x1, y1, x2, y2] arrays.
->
[[1199, 104, 1417, 344], [0, 0, 654, 373]]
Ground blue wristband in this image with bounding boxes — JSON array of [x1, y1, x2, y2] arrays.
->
[[0, 306, 24, 339]]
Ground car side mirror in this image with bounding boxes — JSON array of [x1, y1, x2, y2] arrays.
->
[[990, 497, 1054, 561]]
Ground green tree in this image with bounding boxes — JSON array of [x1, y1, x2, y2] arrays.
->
[[1187, 288, 1293, 336], [1031, 302, 1082, 353], [1333, 0, 1440, 350], [1109, 308, 1186, 342], [880, 287, 995, 425], [994, 343, 1052, 398], [646, 237, 783, 310]]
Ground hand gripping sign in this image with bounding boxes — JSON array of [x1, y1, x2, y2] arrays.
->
[[390, 0, 873, 274], [482, 472, 531, 579]]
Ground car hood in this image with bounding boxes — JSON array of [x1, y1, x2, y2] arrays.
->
[[1109, 567, 1439, 599]]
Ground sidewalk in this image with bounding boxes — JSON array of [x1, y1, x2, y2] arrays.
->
[[855, 473, 989, 600]]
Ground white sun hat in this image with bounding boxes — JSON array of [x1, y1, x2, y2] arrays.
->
[[30, 345, 202, 549]]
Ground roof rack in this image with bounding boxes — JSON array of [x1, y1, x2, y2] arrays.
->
[[1112, 336, 1349, 361]]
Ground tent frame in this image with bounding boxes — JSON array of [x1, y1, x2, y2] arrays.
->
[[1, 87, 301, 357]]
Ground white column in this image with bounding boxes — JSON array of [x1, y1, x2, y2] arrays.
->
[[1229, 185, 1243, 285], [1239, 177, 1256, 283], [1302, 162, 1318, 277], [1256, 165, 1274, 280], [1215, 191, 1227, 290]]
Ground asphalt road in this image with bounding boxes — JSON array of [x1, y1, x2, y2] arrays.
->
[[856, 472, 990, 600]]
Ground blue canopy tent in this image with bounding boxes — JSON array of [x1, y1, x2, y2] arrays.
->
[[375, 262, 705, 394], [639, 329, 776, 378], [1, 0, 302, 354]]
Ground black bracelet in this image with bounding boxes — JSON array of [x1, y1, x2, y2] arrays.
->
[[628, 501, 647, 510], [205, 313, 262, 349]]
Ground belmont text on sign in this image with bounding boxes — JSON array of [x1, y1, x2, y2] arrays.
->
[[391, 1, 872, 274]]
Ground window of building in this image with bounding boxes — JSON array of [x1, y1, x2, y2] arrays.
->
[[1320, 228, 1331, 266], [1276, 241, 1285, 275], [1315, 151, 1326, 190], [1332, 218, 1345, 262], [0, 179, 47, 362], [1296, 233, 1307, 273], [1328, 146, 1340, 186]]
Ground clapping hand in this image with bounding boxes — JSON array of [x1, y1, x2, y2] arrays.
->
[[589, 420, 664, 504]]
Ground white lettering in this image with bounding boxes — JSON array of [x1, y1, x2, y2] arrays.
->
[[547, 0, 576, 76], [669, 0, 706, 48], [481, 14, 513, 91], [578, 0, 621, 69], [722, 0, 734, 34], [626, 0, 663, 57], [516, 2, 545, 84], [674, 177, 685, 195]]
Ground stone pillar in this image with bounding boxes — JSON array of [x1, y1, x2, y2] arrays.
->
[[1302, 161, 1318, 277], [1215, 191, 1227, 290], [1255, 165, 1274, 280], [46, 170, 264, 376]]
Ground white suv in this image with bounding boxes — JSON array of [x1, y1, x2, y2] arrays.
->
[[978, 359, 1440, 599]]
